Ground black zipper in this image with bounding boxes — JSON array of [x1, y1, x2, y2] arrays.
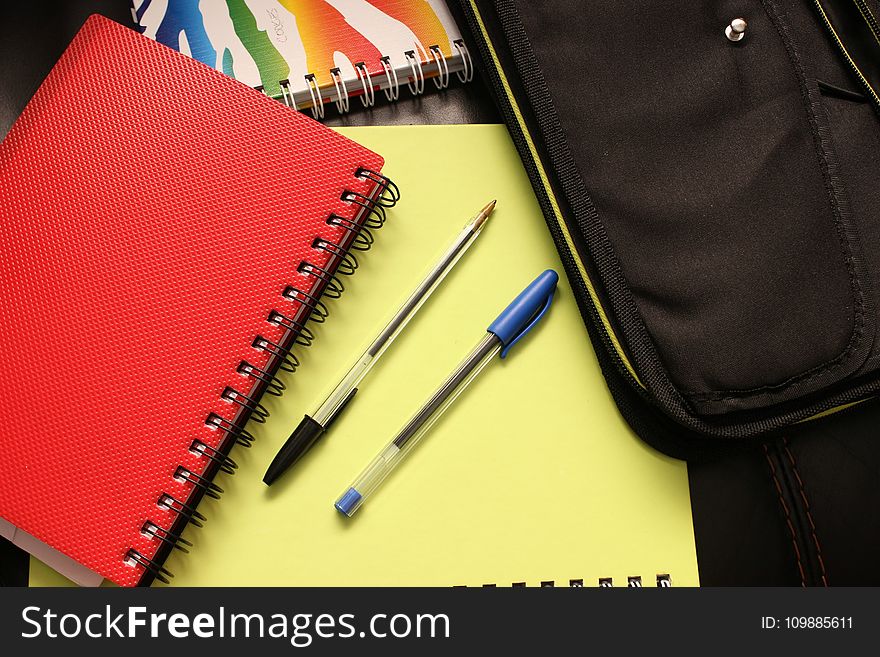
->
[[852, 0, 880, 46], [813, 0, 880, 109]]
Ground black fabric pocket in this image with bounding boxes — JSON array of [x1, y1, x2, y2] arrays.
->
[[513, 0, 875, 414]]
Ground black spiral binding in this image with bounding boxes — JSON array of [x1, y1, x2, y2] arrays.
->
[[267, 310, 315, 346], [237, 360, 286, 396], [205, 413, 256, 448], [189, 440, 237, 475], [157, 493, 208, 528], [126, 169, 399, 585], [282, 286, 329, 323], [141, 522, 193, 554], [221, 386, 271, 422], [253, 335, 300, 373], [343, 191, 390, 229], [174, 466, 224, 500], [313, 237, 358, 276], [126, 549, 174, 585], [327, 214, 374, 251], [298, 261, 345, 299], [459, 574, 673, 588]]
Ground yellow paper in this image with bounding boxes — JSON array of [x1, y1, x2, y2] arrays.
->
[[30, 124, 698, 587]]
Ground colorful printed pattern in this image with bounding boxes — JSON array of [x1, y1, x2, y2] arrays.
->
[[132, 0, 463, 97]]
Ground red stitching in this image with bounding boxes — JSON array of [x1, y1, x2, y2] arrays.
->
[[782, 438, 829, 586], [764, 444, 807, 587]]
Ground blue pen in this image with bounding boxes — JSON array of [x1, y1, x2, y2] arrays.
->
[[335, 269, 559, 517]]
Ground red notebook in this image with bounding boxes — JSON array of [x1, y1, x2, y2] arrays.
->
[[0, 15, 396, 586]]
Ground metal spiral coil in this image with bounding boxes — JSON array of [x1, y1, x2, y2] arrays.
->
[[342, 191, 388, 228], [327, 213, 375, 251], [141, 522, 193, 554], [157, 493, 207, 528], [205, 413, 256, 448], [462, 574, 671, 587], [252, 335, 300, 373], [303, 73, 325, 120], [380, 56, 400, 101], [298, 261, 345, 298], [453, 39, 474, 83], [404, 50, 426, 95], [278, 78, 293, 108], [313, 237, 359, 275], [356, 168, 400, 203], [263, 40, 474, 116], [267, 310, 315, 346], [221, 386, 271, 422], [125, 168, 398, 586], [238, 359, 287, 396], [355, 62, 376, 108], [351, 183, 398, 208], [429, 45, 450, 89], [329, 67, 350, 114], [174, 466, 224, 500], [190, 439, 238, 475], [283, 286, 329, 323], [126, 549, 174, 584]]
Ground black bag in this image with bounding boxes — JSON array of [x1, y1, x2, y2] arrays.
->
[[452, 0, 880, 454], [450, 0, 880, 584]]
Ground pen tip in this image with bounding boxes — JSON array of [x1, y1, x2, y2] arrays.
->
[[474, 200, 496, 229]]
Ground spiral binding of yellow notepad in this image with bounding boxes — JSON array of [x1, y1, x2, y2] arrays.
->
[[29, 125, 699, 588]]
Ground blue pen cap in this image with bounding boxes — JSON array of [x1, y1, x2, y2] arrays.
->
[[488, 269, 559, 358], [335, 487, 363, 517]]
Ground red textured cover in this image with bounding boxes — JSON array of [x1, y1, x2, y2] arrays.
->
[[0, 15, 384, 586]]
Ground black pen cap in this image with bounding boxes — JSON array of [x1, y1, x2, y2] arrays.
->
[[263, 415, 325, 485]]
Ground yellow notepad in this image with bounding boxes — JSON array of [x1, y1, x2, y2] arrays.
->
[[30, 124, 698, 587]]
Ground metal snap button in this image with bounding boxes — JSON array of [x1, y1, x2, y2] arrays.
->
[[725, 18, 747, 42]]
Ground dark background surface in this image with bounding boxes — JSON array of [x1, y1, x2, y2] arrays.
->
[[1, 1, 877, 587]]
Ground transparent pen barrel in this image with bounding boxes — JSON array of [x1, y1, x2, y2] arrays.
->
[[313, 353, 374, 425], [335, 334, 501, 516], [365, 219, 486, 362], [314, 218, 486, 427], [342, 443, 405, 515], [391, 335, 501, 459]]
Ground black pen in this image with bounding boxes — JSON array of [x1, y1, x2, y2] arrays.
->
[[263, 200, 496, 485]]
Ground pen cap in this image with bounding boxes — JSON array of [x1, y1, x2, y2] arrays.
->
[[488, 269, 558, 357], [262, 415, 325, 485]]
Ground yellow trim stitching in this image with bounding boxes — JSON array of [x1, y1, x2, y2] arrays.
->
[[798, 398, 871, 423], [468, 0, 643, 387]]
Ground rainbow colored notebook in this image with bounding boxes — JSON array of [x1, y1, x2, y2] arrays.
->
[[131, 0, 473, 118]]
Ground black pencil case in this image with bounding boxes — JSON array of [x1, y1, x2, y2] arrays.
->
[[451, 0, 880, 457]]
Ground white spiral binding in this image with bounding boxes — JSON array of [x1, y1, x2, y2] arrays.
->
[[261, 41, 473, 116], [305, 74, 325, 119], [329, 68, 350, 113], [279, 79, 294, 108], [429, 45, 450, 89], [453, 39, 474, 83], [355, 62, 376, 107], [404, 50, 426, 95], [381, 56, 400, 101]]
